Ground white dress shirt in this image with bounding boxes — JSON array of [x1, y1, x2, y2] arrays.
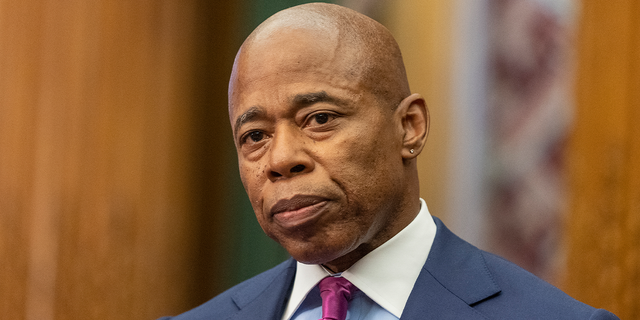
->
[[281, 198, 437, 320]]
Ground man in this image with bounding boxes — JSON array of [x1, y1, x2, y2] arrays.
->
[[161, 3, 618, 319]]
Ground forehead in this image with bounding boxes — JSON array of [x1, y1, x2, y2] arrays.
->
[[242, 26, 342, 75], [229, 27, 364, 122]]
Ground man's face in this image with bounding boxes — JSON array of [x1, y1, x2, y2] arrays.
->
[[229, 29, 407, 269]]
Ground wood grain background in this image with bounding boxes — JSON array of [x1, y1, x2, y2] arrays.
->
[[563, 1, 640, 318], [0, 0, 637, 318], [0, 0, 241, 318]]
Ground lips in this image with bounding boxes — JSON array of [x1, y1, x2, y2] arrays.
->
[[269, 195, 329, 228]]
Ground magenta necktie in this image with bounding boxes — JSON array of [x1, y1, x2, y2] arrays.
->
[[318, 276, 357, 320]]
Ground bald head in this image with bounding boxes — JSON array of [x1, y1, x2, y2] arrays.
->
[[230, 3, 410, 112]]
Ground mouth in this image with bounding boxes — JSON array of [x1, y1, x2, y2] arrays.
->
[[269, 195, 330, 228]]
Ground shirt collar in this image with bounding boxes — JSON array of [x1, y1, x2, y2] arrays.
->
[[281, 198, 437, 319]]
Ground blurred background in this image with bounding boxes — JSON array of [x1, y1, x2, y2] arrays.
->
[[1, 0, 638, 319]]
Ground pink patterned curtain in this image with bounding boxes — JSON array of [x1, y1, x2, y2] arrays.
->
[[486, 0, 575, 281]]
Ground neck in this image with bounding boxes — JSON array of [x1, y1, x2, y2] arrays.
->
[[323, 194, 421, 273]]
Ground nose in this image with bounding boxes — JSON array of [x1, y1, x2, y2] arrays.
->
[[267, 125, 314, 181]]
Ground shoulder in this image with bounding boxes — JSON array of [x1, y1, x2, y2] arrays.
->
[[426, 217, 618, 319], [159, 258, 296, 320], [478, 250, 617, 319]]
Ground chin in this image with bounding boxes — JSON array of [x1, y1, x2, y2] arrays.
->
[[280, 237, 355, 266], [284, 245, 333, 265], [290, 253, 341, 267]]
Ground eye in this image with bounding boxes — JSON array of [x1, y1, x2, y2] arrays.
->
[[306, 112, 336, 127], [240, 130, 266, 145], [314, 113, 329, 125], [247, 131, 264, 142]]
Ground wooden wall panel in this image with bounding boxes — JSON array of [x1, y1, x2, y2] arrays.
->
[[0, 0, 237, 318], [564, 0, 640, 318], [0, 2, 39, 318]]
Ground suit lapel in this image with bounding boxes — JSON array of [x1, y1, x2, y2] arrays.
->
[[400, 217, 500, 319], [401, 270, 489, 319], [224, 218, 500, 319], [228, 258, 296, 320]]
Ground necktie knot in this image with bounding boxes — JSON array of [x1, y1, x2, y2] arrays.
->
[[318, 277, 357, 320]]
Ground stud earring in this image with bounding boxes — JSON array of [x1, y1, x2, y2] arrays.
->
[[409, 149, 414, 154]]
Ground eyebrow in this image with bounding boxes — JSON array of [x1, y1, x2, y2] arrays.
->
[[233, 91, 348, 137], [292, 91, 347, 107], [234, 106, 266, 137]]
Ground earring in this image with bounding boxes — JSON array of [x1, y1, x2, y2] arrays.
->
[[409, 149, 414, 154]]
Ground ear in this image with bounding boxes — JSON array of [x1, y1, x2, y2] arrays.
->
[[396, 93, 429, 159]]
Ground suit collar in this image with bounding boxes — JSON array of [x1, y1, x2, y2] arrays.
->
[[228, 258, 297, 320], [401, 217, 501, 319], [225, 217, 500, 319], [282, 199, 436, 319]]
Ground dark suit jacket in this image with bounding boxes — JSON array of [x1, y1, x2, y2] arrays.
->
[[160, 217, 618, 319]]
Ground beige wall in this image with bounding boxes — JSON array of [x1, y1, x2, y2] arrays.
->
[[385, 1, 456, 225]]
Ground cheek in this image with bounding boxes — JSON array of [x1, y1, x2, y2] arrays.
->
[[326, 126, 401, 205], [333, 129, 392, 174], [239, 162, 267, 207]]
